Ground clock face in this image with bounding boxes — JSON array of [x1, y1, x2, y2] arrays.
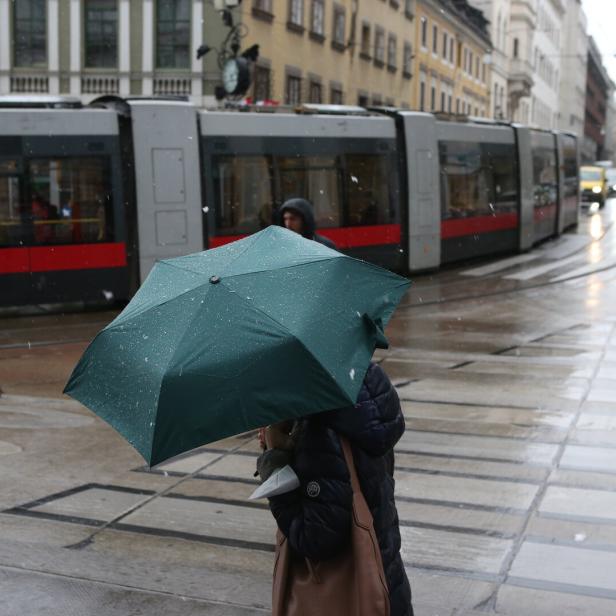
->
[[223, 59, 239, 94]]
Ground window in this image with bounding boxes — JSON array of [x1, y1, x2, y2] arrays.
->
[[430, 84, 436, 111], [345, 154, 397, 226], [448, 94, 452, 112], [330, 86, 343, 104], [311, 0, 324, 36], [432, 25, 438, 53], [254, 0, 273, 12], [0, 157, 114, 247], [442, 32, 447, 58], [449, 38, 454, 63], [253, 65, 271, 102], [403, 42, 412, 77], [468, 50, 473, 74], [358, 93, 369, 106], [286, 74, 302, 105], [476, 56, 480, 78], [387, 34, 397, 70], [212, 157, 274, 234], [85, 0, 118, 68], [13, 0, 47, 67], [420, 17, 427, 48], [361, 23, 371, 57], [405, 0, 414, 18], [530, 131, 558, 215], [309, 80, 322, 103], [440, 91, 446, 111], [278, 156, 341, 227], [438, 141, 518, 221], [211, 152, 398, 238], [332, 6, 346, 46], [289, 0, 304, 27], [513, 38, 519, 59], [156, 0, 190, 69], [419, 72, 426, 111], [374, 27, 385, 64]]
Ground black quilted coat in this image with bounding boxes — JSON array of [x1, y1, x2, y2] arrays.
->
[[268, 363, 413, 616]]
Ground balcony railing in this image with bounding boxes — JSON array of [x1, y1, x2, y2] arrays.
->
[[81, 76, 119, 95], [10, 74, 49, 93], [153, 77, 192, 96]]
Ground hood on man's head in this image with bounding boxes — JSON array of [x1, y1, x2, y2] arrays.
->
[[278, 198, 316, 240]]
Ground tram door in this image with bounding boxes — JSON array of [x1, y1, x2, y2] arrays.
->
[[128, 101, 204, 283]]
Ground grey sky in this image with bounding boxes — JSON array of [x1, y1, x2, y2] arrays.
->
[[583, 0, 616, 82]]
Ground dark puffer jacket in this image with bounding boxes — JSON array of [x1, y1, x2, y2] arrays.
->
[[268, 363, 413, 616], [277, 198, 337, 249]]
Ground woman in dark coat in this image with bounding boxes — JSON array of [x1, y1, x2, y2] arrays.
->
[[258, 362, 413, 616]]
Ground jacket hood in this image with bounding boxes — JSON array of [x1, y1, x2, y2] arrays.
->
[[278, 198, 316, 240], [321, 363, 405, 456]]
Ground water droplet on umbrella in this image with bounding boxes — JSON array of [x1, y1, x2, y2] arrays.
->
[[349, 369, 355, 380], [143, 335, 149, 340]]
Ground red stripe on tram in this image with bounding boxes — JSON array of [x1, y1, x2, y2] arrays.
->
[[210, 224, 402, 249], [441, 213, 519, 240], [317, 225, 401, 248], [0, 247, 30, 274], [28, 243, 127, 272]]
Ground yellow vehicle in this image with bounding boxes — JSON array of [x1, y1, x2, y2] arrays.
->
[[580, 165, 608, 208]]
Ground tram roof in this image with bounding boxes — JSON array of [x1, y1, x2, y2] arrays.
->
[[0, 95, 83, 108]]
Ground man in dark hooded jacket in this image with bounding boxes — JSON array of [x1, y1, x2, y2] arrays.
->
[[278, 198, 337, 249], [258, 363, 413, 616]]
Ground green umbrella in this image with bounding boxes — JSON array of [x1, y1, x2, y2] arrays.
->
[[64, 226, 410, 466]]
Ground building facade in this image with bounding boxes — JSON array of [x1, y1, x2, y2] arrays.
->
[[0, 0, 226, 104], [412, 0, 491, 116], [468, 0, 510, 119], [242, 0, 417, 108], [508, 0, 535, 123], [557, 0, 587, 138], [583, 37, 614, 163]]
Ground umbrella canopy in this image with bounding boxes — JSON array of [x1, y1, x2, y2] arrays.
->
[[65, 226, 410, 466]]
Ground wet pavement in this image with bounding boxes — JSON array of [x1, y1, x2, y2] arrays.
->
[[1, 204, 616, 615]]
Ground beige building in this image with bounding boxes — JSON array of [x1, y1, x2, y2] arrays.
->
[[243, 0, 416, 107], [411, 0, 491, 116]]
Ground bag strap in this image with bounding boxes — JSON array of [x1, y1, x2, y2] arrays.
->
[[339, 436, 361, 496], [339, 435, 373, 528]]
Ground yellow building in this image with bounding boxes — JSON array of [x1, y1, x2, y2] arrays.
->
[[241, 0, 416, 107], [412, 0, 491, 116]]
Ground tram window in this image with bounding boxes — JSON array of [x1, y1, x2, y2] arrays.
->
[[25, 157, 113, 246], [439, 141, 490, 219], [530, 133, 557, 210], [276, 156, 341, 228], [0, 159, 22, 247], [439, 141, 518, 219], [213, 156, 274, 235], [482, 143, 518, 213], [562, 135, 578, 200], [345, 154, 395, 226]]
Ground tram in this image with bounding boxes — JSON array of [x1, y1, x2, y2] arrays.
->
[[0, 96, 579, 306]]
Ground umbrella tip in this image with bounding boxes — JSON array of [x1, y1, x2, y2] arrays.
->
[[209, 275, 221, 284]]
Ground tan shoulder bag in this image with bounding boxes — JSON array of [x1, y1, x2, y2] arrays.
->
[[272, 436, 390, 616]]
